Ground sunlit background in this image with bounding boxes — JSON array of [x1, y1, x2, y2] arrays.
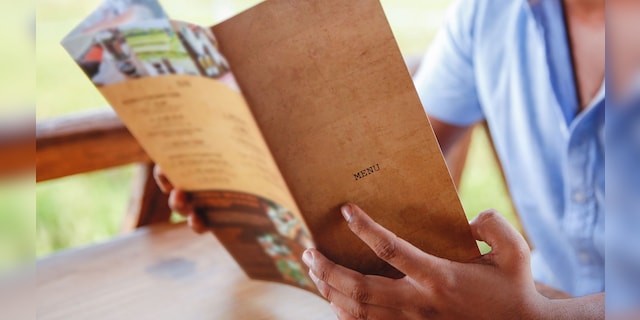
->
[[33, 0, 515, 258], [0, 0, 34, 275]]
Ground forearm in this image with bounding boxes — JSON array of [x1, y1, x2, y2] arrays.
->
[[428, 116, 474, 157], [535, 281, 572, 299], [540, 293, 604, 320]]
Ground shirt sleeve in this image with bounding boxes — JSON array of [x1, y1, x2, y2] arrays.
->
[[413, 0, 484, 126]]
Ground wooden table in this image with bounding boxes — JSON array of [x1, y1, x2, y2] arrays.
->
[[37, 223, 333, 319]]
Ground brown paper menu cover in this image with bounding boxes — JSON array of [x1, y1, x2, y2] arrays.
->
[[212, 0, 480, 277]]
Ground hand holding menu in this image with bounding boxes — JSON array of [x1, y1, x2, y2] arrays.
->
[[63, 0, 480, 294]]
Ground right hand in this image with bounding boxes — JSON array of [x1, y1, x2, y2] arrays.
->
[[304, 204, 596, 320], [153, 165, 208, 234]]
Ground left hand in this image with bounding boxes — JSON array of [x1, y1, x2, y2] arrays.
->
[[153, 165, 208, 233], [302, 203, 550, 320]]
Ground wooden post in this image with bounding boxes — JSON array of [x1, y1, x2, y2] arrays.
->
[[121, 163, 172, 232]]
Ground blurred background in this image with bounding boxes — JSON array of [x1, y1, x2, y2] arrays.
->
[[0, 0, 35, 276], [32, 0, 515, 259]]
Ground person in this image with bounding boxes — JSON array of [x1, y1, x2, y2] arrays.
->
[[153, 0, 625, 318], [607, 1, 640, 316]]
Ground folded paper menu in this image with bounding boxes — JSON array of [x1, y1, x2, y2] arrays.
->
[[62, 0, 480, 294]]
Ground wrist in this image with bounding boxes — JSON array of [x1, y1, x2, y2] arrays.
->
[[519, 293, 556, 320], [529, 293, 605, 320]]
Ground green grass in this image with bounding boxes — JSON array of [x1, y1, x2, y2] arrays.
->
[[31, 0, 515, 258], [0, 178, 35, 273], [35, 166, 135, 256]]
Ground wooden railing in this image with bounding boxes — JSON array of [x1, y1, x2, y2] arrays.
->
[[35, 108, 171, 230], [0, 115, 35, 178], [36, 109, 149, 182]]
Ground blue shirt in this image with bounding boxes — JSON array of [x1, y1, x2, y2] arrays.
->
[[606, 93, 640, 313], [413, 0, 605, 297]]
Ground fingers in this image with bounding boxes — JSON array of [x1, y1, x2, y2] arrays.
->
[[154, 166, 208, 234], [303, 249, 415, 309], [313, 279, 409, 320], [153, 165, 173, 193], [340, 203, 442, 280], [168, 189, 193, 216], [168, 189, 208, 234], [469, 210, 530, 273], [328, 291, 409, 320], [187, 213, 208, 234], [329, 303, 359, 320]]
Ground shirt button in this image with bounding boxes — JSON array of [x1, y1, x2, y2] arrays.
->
[[573, 192, 587, 203]]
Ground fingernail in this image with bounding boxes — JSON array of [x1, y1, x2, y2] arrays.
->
[[340, 204, 352, 222], [302, 250, 314, 267]]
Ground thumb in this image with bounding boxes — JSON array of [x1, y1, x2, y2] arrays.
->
[[153, 165, 174, 193], [469, 210, 530, 274]]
